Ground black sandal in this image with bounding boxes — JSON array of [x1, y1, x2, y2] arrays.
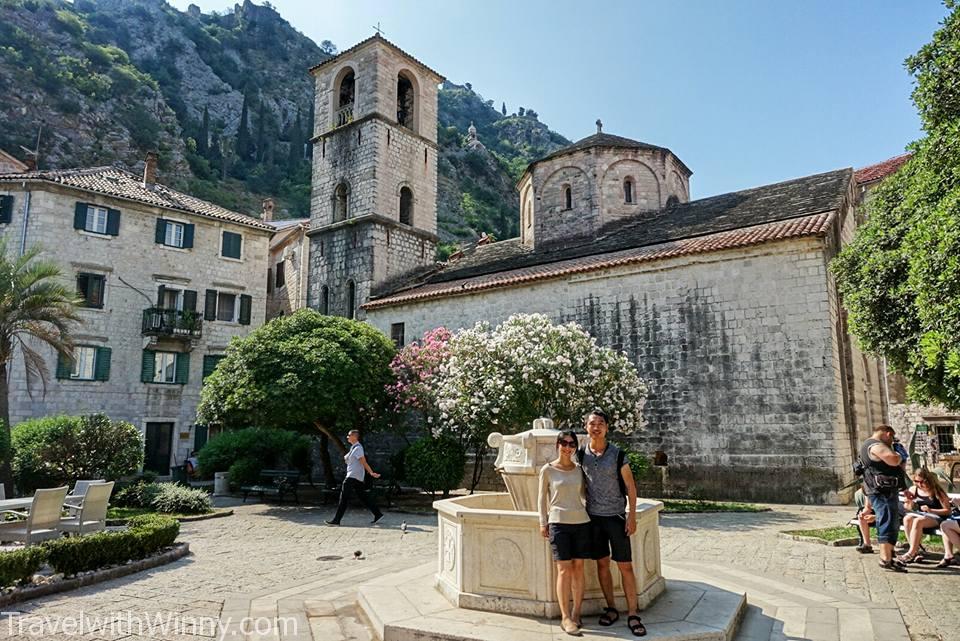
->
[[936, 557, 954, 569], [598, 607, 619, 626], [628, 615, 647, 637]]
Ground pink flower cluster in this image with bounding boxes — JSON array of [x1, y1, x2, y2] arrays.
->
[[386, 327, 452, 414]]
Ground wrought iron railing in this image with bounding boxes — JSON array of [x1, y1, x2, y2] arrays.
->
[[142, 307, 202, 339]]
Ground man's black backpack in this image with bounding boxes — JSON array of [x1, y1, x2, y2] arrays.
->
[[576, 446, 628, 497]]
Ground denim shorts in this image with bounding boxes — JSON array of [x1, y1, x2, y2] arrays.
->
[[870, 492, 901, 545]]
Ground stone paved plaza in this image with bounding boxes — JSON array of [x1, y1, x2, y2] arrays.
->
[[0, 501, 957, 641]]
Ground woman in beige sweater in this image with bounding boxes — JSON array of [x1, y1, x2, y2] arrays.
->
[[539, 430, 592, 635]]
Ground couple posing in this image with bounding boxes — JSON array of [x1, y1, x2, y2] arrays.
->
[[537, 409, 646, 637]]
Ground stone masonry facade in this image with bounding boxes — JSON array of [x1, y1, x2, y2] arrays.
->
[[0, 182, 271, 472], [367, 232, 885, 503], [307, 36, 443, 319]]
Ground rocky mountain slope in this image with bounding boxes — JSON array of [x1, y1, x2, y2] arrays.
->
[[0, 0, 570, 247]]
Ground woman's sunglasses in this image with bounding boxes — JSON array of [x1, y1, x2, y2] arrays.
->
[[558, 439, 578, 448], [913, 479, 928, 485]]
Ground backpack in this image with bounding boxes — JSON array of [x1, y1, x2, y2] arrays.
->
[[576, 445, 627, 497]]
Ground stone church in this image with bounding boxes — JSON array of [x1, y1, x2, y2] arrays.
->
[[306, 35, 885, 503]]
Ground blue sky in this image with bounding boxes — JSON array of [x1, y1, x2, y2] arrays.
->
[[171, 0, 946, 198]]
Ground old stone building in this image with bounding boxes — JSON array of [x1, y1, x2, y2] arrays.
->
[[306, 37, 887, 502], [264, 197, 309, 320], [0, 154, 273, 475], [305, 34, 443, 319]]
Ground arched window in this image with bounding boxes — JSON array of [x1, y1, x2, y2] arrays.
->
[[399, 186, 414, 225], [624, 179, 634, 204], [563, 185, 572, 210], [397, 72, 415, 130], [333, 183, 348, 222], [320, 285, 329, 315], [346, 280, 356, 319], [335, 68, 355, 128], [666, 195, 680, 208]]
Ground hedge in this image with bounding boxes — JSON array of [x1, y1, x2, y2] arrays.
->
[[0, 547, 46, 589], [404, 435, 466, 497], [43, 514, 179, 577]]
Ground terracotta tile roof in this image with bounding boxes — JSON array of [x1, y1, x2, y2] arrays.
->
[[365, 211, 836, 310], [855, 153, 911, 185], [308, 33, 445, 81], [0, 166, 275, 231]]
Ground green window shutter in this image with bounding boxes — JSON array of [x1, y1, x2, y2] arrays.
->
[[204, 289, 218, 321], [239, 294, 252, 325], [156, 284, 166, 306], [94, 347, 112, 381], [183, 224, 195, 248], [222, 231, 241, 258], [155, 218, 166, 244], [74, 202, 87, 230], [141, 350, 156, 383], [106, 208, 121, 236], [0, 195, 12, 224], [193, 424, 208, 451], [202, 354, 223, 381], [175, 352, 190, 385], [56, 351, 74, 379], [183, 289, 197, 313]]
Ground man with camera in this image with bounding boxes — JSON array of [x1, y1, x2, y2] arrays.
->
[[859, 425, 906, 572]]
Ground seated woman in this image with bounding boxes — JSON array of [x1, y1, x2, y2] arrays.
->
[[899, 467, 952, 564], [538, 430, 592, 636], [939, 498, 960, 569], [855, 488, 876, 553]]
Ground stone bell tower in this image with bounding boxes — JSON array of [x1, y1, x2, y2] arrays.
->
[[306, 34, 444, 320]]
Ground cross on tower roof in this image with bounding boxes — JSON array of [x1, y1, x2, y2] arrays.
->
[[596, 119, 603, 134], [373, 22, 386, 36]]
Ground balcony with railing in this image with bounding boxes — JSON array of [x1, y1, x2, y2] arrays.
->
[[333, 104, 354, 129], [142, 307, 202, 339]]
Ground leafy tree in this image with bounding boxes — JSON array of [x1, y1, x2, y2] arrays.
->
[[518, 106, 525, 116], [198, 106, 209, 157], [319, 39, 337, 55], [404, 435, 466, 497], [235, 92, 252, 162], [0, 242, 82, 495], [832, 3, 960, 408], [197, 310, 396, 484]]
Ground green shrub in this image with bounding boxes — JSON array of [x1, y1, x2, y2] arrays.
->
[[625, 450, 651, 481], [110, 480, 160, 508], [0, 547, 46, 588], [150, 484, 211, 515], [12, 414, 144, 494], [198, 427, 311, 478], [227, 457, 262, 489], [43, 515, 179, 576], [404, 435, 466, 496]]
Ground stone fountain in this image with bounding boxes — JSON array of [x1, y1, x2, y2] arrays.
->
[[433, 418, 664, 618]]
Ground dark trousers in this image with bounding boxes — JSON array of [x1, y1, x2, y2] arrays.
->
[[331, 478, 382, 523]]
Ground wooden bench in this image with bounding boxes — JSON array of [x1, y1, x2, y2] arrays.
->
[[241, 469, 300, 504]]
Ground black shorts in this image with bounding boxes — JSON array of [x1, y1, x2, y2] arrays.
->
[[589, 514, 632, 562], [548, 522, 592, 561]]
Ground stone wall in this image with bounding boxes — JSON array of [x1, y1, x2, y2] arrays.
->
[[0, 184, 270, 470], [266, 227, 308, 320], [367, 237, 875, 503]]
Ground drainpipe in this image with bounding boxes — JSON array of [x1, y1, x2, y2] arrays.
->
[[18, 185, 31, 256]]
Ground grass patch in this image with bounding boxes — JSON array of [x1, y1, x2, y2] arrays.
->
[[782, 525, 944, 550], [658, 499, 768, 513], [106, 507, 214, 521]]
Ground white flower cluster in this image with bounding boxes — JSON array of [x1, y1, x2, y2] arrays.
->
[[433, 314, 647, 442]]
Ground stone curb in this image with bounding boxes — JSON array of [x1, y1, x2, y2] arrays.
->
[[105, 509, 233, 526], [777, 532, 859, 546], [0, 542, 190, 608]]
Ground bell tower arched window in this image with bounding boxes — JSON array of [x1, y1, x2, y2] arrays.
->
[[320, 285, 329, 315], [563, 185, 572, 211], [333, 183, 349, 222], [335, 68, 355, 128], [399, 186, 414, 226], [666, 195, 680, 208], [397, 72, 415, 131], [624, 178, 634, 204]]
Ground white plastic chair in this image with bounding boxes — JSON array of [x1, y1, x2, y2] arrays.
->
[[59, 482, 114, 536], [66, 479, 106, 516], [0, 486, 69, 546]]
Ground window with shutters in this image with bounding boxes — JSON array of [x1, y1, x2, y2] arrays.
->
[[275, 262, 285, 289], [165, 221, 185, 247], [76, 273, 105, 308], [71, 346, 97, 380], [221, 231, 243, 259], [216, 292, 237, 322], [154, 352, 177, 383], [159, 287, 182, 311], [0, 194, 12, 224], [86, 206, 109, 234], [202, 354, 224, 382]]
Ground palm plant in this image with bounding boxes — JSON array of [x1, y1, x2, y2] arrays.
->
[[0, 241, 82, 495]]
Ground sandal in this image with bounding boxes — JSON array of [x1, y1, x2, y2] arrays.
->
[[880, 559, 907, 573], [936, 557, 954, 569], [627, 615, 647, 637], [560, 618, 581, 636], [897, 553, 919, 564], [598, 607, 619, 626]]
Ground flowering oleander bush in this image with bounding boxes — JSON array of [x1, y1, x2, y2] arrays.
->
[[432, 314, 647, 442], [386, 327, 452, 431]]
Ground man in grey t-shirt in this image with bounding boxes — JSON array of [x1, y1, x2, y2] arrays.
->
[[580, 410, 644, 636]]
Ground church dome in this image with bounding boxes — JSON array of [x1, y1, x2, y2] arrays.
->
[[534, 131, 691, 176]]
